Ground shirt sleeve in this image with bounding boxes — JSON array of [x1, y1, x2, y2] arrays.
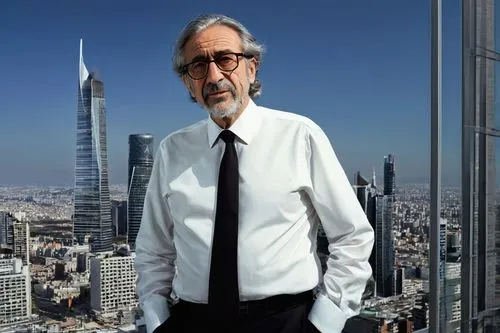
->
[[304, 123, 375, 333], [135, 142, 177, 333]]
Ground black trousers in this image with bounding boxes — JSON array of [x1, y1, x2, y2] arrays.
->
[[154, 291, 321, 333]]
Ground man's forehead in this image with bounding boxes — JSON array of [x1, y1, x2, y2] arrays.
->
[[184, 25, 242, 57]]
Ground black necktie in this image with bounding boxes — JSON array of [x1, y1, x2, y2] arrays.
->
[[208, 130, 240, 326]]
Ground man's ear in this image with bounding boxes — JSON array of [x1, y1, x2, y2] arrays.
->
[[182, 76, 196, 99], [247, 57, 257, 84]]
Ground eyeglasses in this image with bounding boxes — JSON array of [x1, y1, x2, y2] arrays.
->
[[181, 52, 253, 80]]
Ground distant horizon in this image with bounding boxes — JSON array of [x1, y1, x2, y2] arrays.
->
[[0, 180, 458, 188]]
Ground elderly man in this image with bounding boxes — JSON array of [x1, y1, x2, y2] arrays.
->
[[135, 14, 374, 333]]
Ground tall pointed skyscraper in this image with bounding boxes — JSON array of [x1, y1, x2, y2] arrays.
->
[[73, 39, 113, 253]]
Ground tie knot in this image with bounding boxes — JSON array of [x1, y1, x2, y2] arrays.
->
[[219, 130, 236, 144]]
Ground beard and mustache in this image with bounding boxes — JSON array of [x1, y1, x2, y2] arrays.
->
[[202, 79, 242, 119]]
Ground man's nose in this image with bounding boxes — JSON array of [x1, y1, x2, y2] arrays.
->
[[206, 61, 224, 83]]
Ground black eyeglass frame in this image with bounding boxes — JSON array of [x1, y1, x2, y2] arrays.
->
[[181, 52, 254, 80]]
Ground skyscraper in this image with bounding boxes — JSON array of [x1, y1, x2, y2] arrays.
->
[[111, 200, 127, 236], [127, 134, 153, 247], [353, 171, 377, 276], [352, 167, 394, 298], [73, 39, 113, 253], [375, 194, 394, 297], [461, 0, 499, 331], [475, 0, 498, 316], [383, 154, 395, 196], [368, 154, 396, 298]]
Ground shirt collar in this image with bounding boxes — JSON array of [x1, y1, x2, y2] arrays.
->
[[207, 99, 261, 148]]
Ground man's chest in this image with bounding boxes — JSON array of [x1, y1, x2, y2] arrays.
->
[[164, 138, 311, 230]]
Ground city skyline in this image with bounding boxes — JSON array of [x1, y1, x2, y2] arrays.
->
[[0, 1, 483, 187], [1, 181, 444, 332], [2, 2, 494, 331]]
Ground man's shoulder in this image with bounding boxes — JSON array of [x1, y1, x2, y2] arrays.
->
[[158, 119, 208, 151], [257, 104, 323, 134]]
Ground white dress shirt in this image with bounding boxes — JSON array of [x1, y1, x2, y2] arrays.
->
[[135, 99, 374, 333]]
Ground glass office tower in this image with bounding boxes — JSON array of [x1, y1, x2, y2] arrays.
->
[[73, 39, 113, 253], [461, 0, 499, 331]]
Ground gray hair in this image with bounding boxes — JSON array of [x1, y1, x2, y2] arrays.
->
[[173, 14, 265, 99]]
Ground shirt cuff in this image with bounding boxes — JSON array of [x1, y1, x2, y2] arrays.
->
[[142, 294, 170, 333], [308, 294, 349, 333]]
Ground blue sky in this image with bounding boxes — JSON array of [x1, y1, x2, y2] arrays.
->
[[0, 1, 488, 186]]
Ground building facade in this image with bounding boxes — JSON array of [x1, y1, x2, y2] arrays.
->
[[373, 154, 396, 298], [438, 218, 462, 332], [73, 39, 113, 253], [461, 0, 499, 331], [127, 134, 153, 247], [412, 292, 430, 330], [111, 200, 127, 237], [383, 154, 395, 197], [90, 254, 137, 315], [0, 212, 29, 265], [375, 194, 394, 297], [0, 257, 31, 327], [444, 262, 461, 332], [0, 211, 15, 249], [353, 171, 377, 277], [353, 166, 394, 299], [13, 221, 29, 265], [394, 267, 404, 296]]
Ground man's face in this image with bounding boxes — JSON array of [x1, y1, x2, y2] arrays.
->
[[182, 25, 257, 119]]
